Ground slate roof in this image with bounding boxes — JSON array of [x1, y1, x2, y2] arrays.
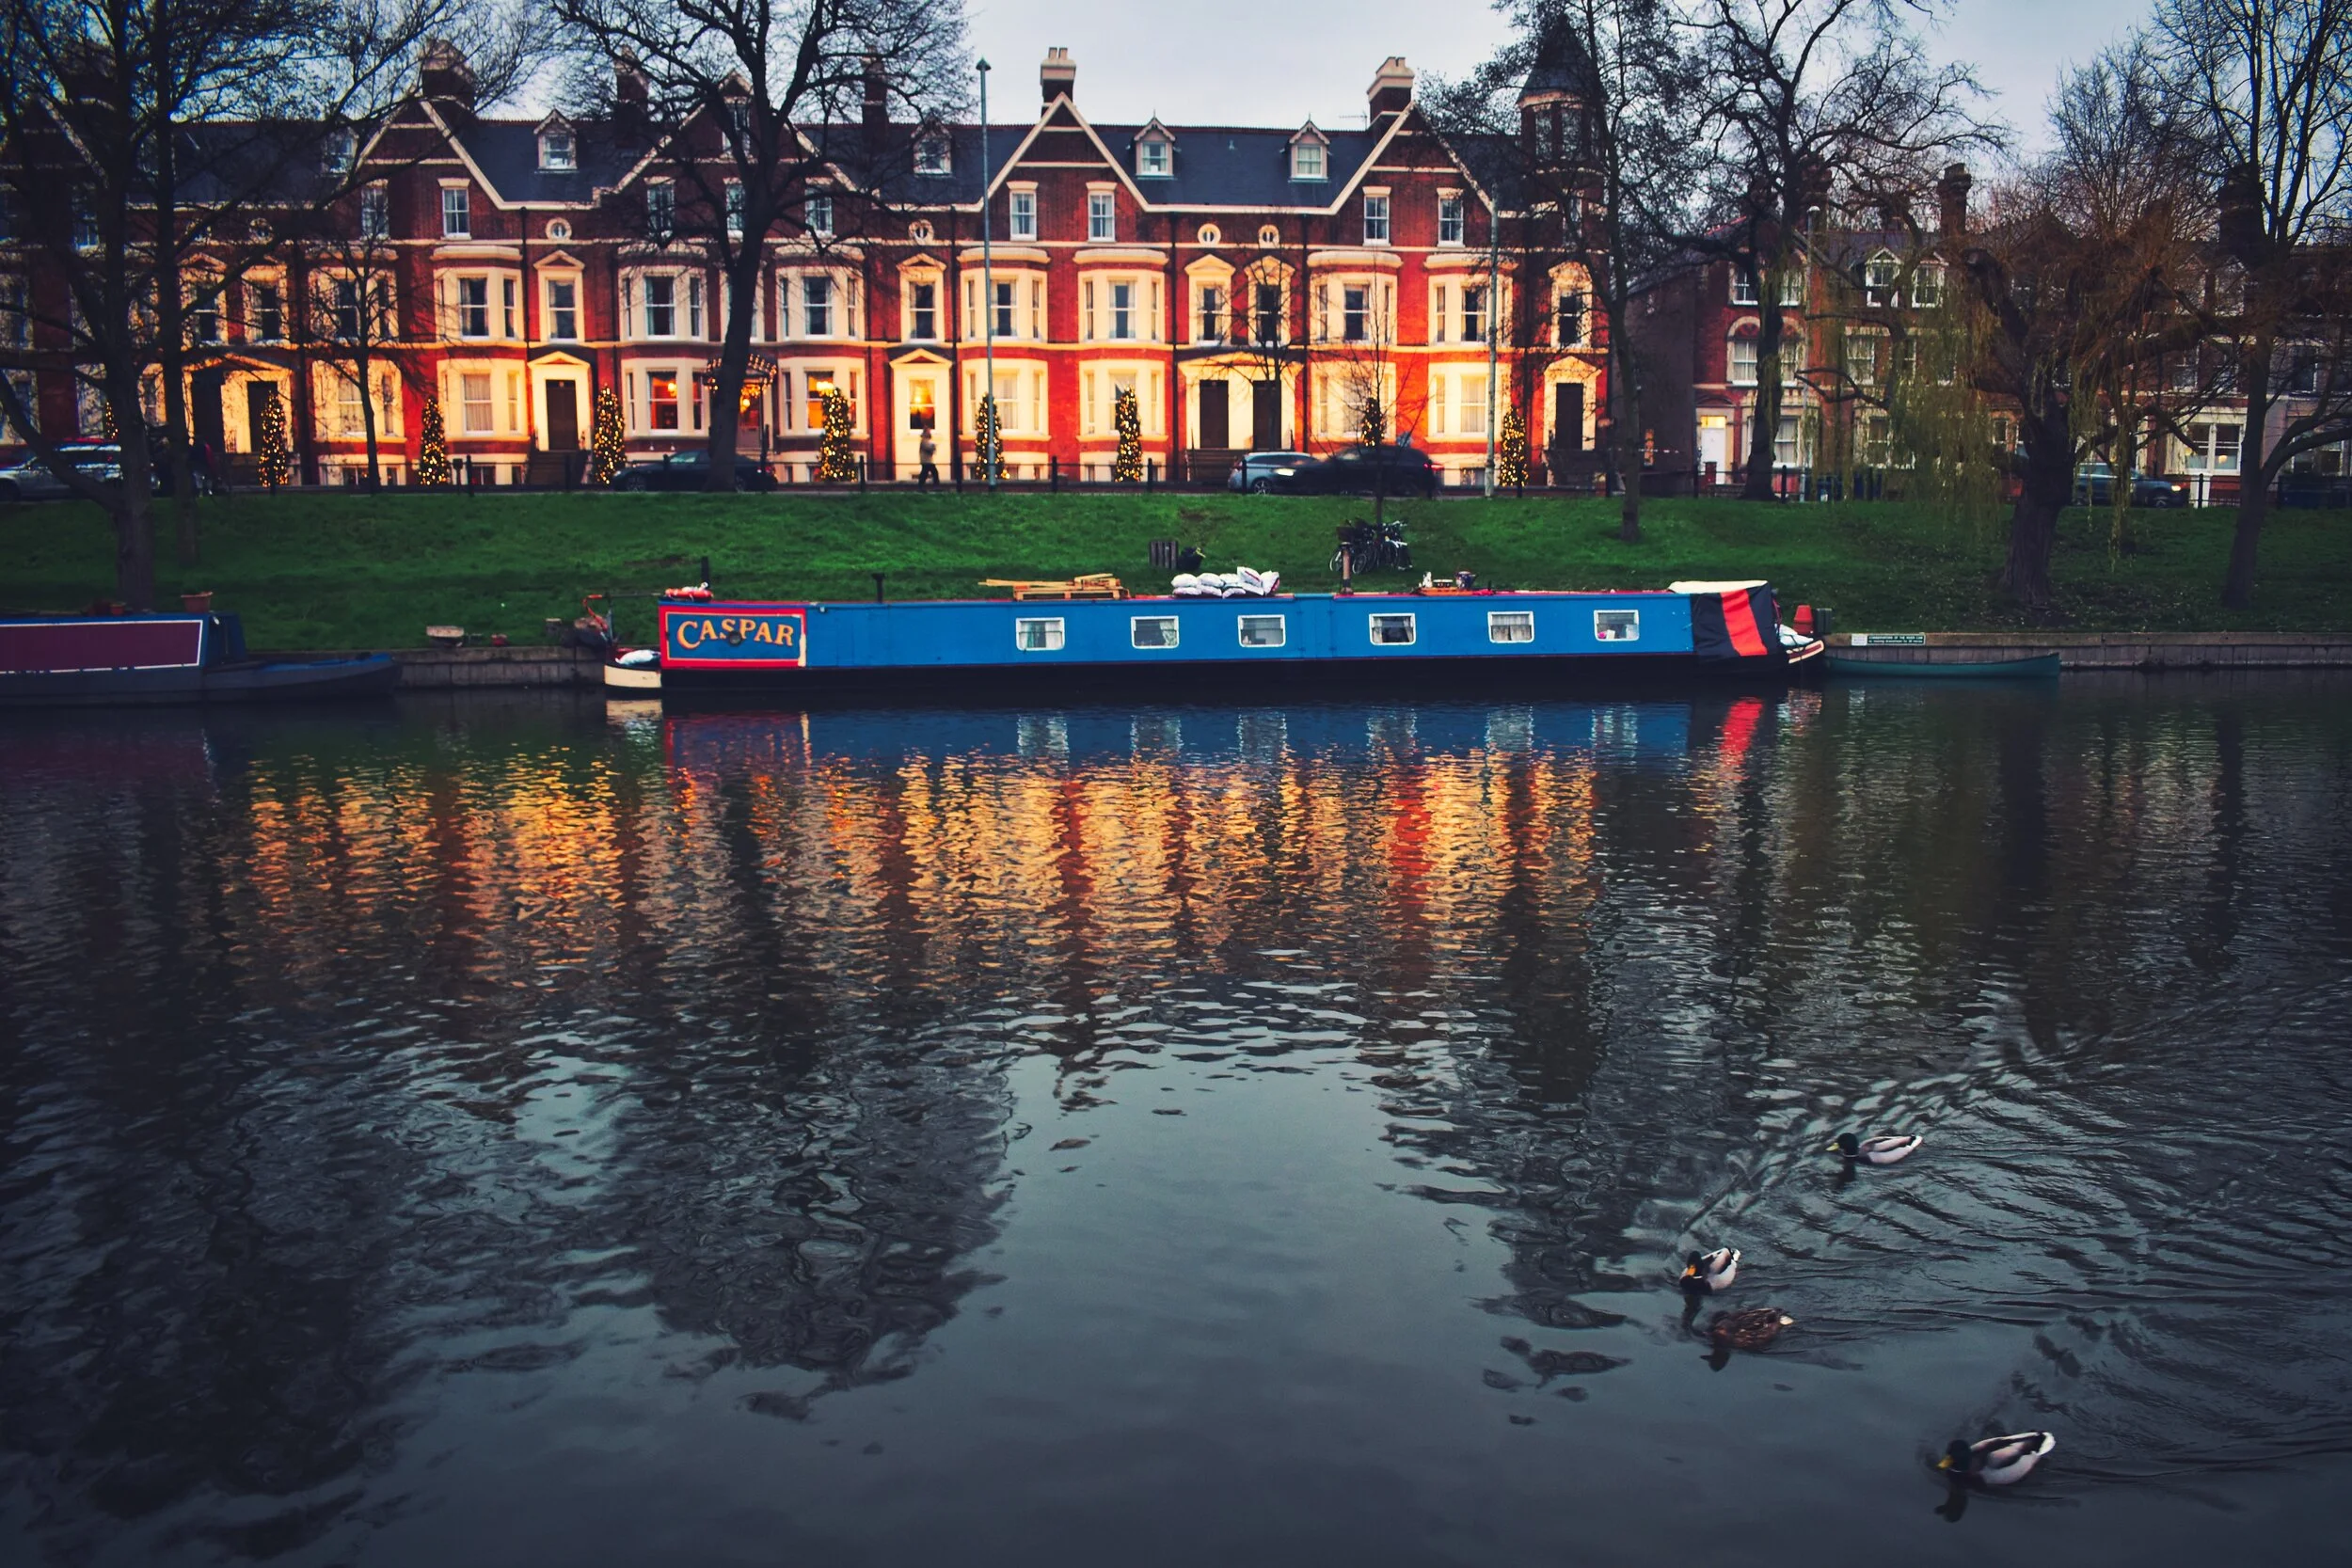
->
[[458, 119, 636, 204]]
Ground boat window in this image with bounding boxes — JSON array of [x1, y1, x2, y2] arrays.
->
[[1237, 614, 1286, 648], [1595, 609, 1640, 642], [1015, 617, 1066, 651], [1132, 616, 1179, 649], [1370, 613, 1417, 645], [1488, 610, 1534, 643]]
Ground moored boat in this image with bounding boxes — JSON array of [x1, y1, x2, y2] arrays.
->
[[653, 582, 1821, 698], [0, 613, 398, 706], [1825, 652, 2060, 679]]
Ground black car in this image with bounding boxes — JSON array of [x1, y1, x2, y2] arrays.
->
[[1267, 444, 1441, 499], [613, 450, 779, 492], [2071, 463, 2186, 508]]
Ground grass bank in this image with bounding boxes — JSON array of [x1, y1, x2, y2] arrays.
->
[[4, 489, 2347, 649]]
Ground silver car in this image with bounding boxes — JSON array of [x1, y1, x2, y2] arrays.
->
[[0, 445, 124, 502], [1229, 450, 1313, 494]]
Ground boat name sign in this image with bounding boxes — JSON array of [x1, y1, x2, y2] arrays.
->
[[1849, 632, 1926, 646], [661, 607, 808, 668]]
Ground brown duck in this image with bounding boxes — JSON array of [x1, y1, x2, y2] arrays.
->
[[1708, 1307, 1795, 1351]]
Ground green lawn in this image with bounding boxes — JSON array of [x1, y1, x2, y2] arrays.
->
[[4, 488, 2346, 649]]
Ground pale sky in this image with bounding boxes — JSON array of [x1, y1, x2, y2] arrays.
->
[[965, 0, 2153, 151]]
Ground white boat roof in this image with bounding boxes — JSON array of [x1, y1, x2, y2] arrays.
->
[[1668, 580, 1769, 594]]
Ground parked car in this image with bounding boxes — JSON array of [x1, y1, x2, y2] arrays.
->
[[2073, 463, 2186, 508], [2278, 469, 2352, 509], [1228, 450, 1314, 494], [612, 450, 780, 492], [1267, 444, 1441, 499], [0, 443, 125, 502]]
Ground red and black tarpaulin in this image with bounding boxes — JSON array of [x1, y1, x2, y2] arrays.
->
[[1689, 585, 1783, 662]]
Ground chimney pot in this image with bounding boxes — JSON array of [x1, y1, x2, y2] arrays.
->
[[1368, 55, 1415, 119], [1041, 47, 1074, 105], [420, 39, 476, 108]]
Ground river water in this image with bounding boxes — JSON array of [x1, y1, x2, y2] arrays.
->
[[2, 678, 2348, 1566]]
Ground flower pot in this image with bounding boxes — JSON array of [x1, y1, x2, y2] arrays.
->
[[181, 591, 214, 613]]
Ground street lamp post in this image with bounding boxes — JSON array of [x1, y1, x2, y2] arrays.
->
[[1484, 199, 1500, 497], [977, 59, 996, 490]]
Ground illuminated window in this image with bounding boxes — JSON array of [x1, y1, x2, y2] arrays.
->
[[461, 372, 493, 433], [647, 371, 679, 430]]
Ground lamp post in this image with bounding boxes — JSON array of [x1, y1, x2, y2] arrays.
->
[[1484, 197, 1500, 497], [977, 58, 996, 490]]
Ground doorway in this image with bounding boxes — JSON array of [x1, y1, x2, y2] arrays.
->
[[192, 368, 227, 457], [1552, 383, 1585, 458], [1199, 380, 1230, 450], [546, 381, 580, 451], [1250, 379, 1281, 451]]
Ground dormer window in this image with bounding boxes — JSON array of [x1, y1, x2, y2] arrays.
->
[[1136, 123, 1173, 177], [915, 135, 950, 175], [1293, 142, 1325, 181], [325, 130, 357, 175], [540, 129, 575, 170], [1863, 253, 1898, 307]]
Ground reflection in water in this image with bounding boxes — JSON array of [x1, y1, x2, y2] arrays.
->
[[1, 680, 2349, 1564]]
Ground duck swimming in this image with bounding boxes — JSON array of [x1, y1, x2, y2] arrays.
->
[[1707, 1307, 1794, 1351], [1827, 1132, 1921, 1164], [1938, 1432, 2057, 1485], [1679, 1247, 1740, 1294]]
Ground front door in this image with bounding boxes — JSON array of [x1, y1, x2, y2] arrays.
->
[[546, 381, 580, 450], [244, 380, 275, 456], [1552, 383, 1585, 458], [192, 368, 227, 457], [1199, 379, 1230, 450], [902, 375, 939, 478], [1250, 379, 1281, 451]]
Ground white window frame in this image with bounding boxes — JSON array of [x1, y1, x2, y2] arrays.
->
[[1594, 609, 1640, 643], [540, 129, 575, 171], [1131, 615, 1179, 649], [460, 370, 495, 434], [545, 275, 580, 341], [1362, 193, 1391, 245], [1009, 188, 1037, 241], [358, 184, 389, 239], [1014, 617, 1066, 651], [1089, 190, 1117, 243], [1488, 610, 1534, 643], [1438, 196, 1464, 246], [440, 186, 470, 239], [915, 135, 950, 176], [1292, 142, 1325, 181], [1369, 612, 1416, 646], [1729, 271, 1758, 307], [805, 195, 833, 238], [1137, 139, 1170, 177], [1728, 336, 1758, 387], [1238, 614, 1287, 648]]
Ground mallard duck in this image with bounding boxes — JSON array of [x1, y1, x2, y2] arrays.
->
[[1938, 1432, 2057, 1485], [1708, 1307, 1794, 1350], [1679, 1247, 1740, 1294], [1827, 1132, 1921, 1164]]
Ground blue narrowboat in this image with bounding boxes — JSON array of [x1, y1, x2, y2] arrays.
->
[[652, 581, 1820, 697], [0, 613, 398, 706]]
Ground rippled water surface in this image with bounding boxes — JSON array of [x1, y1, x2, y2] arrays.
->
[[3, 679, 2350, 1566]]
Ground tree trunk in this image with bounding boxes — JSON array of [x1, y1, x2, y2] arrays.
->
[[111, 413, 159, 610], [151, 126, 199, 564], [703, 256, 761, 491], [2002, 405, 2073, 615], [2221, 342, 2273, 610], [1611, 336, 1642, 542], [1740, 289, 1785, 501], [358, 353, 383, 490]]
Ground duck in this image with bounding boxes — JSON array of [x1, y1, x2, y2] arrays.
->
[[1827, 1132, 1922, 1164], [1678, 1247, 1740, 1294], [1937, 1432, 2057, 1485], [1707, 1307, 1794, 1351]]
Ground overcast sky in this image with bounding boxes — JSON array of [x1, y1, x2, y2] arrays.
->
[[964, 0, 2153, 151]]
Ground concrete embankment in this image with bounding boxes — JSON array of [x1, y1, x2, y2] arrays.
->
[[1829, 632, 2352, 671]]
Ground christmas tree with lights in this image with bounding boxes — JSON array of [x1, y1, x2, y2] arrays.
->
[[254, 386, 294, 488], [815, 385, 858, 482], [415, 396, 451, 485], [971, 394, 1004, 482], [1112, 387, 1142, 483], [589, 388, 625, 485], [1358, 396, 1386, 447], [1497, 402, 1529, 488]]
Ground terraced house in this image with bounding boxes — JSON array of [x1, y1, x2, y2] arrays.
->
[[0, 45, 1608, 488]]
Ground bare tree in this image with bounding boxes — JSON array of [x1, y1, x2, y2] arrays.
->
[[2156, 0, 2352, 607], [294, 220, 406, 488], [1429, 0, 1699, 542], [554, 0, 966, 492], [1688, 0, 1998, 501]]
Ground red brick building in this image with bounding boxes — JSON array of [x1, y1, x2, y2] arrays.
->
[[2, 47, 1608, 487]]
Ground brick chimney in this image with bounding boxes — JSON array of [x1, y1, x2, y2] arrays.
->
[[1368, 56, 1414, 120], [1935, 162, 1972, 237], [420, 40, 476, 107], [1041, 47, 1074, 105], [863, 54, 888, 131], [614, 49, 648, 108]]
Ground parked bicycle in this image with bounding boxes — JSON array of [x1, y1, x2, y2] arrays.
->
[[1330, 519, 1413, 578]]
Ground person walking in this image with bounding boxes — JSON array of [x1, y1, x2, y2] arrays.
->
[[915, 427, 939, 489]]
